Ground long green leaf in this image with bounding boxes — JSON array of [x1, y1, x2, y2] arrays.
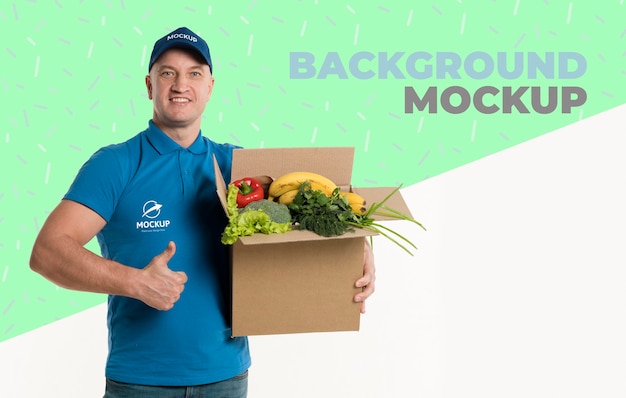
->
[[374, 206, 427, 230], [371, 222, 418, 250], [347, 222, 417, 255], [369, 226, 415, 256]]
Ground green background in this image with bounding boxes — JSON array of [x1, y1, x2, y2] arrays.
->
[[1, 1, 624, 342]]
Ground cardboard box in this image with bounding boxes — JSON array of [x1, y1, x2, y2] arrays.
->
[[214, 147, 412, 336]]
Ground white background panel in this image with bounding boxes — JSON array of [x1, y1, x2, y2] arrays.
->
[[1, 105, 625, 397]]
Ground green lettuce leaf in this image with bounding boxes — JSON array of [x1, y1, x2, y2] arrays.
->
[[221, 183, 291, 245]]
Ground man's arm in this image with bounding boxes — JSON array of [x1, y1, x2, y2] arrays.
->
[[30, 199, 187, 311], [354, 238, 376, 314]]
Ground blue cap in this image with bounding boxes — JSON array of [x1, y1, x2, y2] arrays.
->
[[148, 27, 212, 73]]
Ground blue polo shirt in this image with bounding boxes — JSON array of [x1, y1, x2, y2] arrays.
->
[[64, 121, 250, 386]]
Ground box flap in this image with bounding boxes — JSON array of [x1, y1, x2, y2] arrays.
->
[[213, 155, 229, 218], [231, 147, 355, 187], [354, 187, 414, 220], [238, 226, 376, 245]]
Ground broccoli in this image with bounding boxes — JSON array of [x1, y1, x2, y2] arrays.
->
[[239, 199, 292, 224]]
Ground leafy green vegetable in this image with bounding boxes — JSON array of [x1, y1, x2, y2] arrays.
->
[[221, 183, 291, 245], [288, 182, 356, 237], [288, 182, 426, 256]]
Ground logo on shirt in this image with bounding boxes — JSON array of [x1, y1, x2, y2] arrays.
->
[[142, 200, 162, 219], [136, 200, 171, 232]]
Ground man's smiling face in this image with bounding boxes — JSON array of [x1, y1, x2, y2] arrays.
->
[[146, 48, 214, 136]]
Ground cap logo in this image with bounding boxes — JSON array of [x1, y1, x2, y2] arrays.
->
[[167, 33, 198, 43], [149, 27, 211, 72]]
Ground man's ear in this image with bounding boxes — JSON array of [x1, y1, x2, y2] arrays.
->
[[145, 75, 153, 99], [206, 77, 215, 102]]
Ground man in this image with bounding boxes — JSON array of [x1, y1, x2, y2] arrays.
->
[[30, 27, 375, 397]]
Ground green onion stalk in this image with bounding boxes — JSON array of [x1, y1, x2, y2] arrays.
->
[[347, 185, 426, 256]]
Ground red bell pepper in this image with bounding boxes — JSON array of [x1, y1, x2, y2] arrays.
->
[[232, 177, 265, 208]]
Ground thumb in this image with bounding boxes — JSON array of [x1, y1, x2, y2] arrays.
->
[[156, 241, 176, 264]]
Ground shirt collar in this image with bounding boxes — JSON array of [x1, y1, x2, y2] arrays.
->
[[146, 120, 208, 155]]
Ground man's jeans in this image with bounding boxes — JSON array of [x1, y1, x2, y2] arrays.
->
[[103, 370, 248, 398]]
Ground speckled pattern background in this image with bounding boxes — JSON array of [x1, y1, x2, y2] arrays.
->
[[1, 1, 624, 342]]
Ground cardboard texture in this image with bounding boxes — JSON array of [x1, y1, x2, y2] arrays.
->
[[214, 146, 412, 336], [231, 238, 364, 336]]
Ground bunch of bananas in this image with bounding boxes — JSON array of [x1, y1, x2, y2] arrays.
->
[[268, 171, 367, 214]]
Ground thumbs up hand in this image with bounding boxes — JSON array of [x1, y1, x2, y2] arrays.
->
[[139, 241, 188, 310]]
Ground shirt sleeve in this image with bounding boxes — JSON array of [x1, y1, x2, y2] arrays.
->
[[63, 144, 130, 223]]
